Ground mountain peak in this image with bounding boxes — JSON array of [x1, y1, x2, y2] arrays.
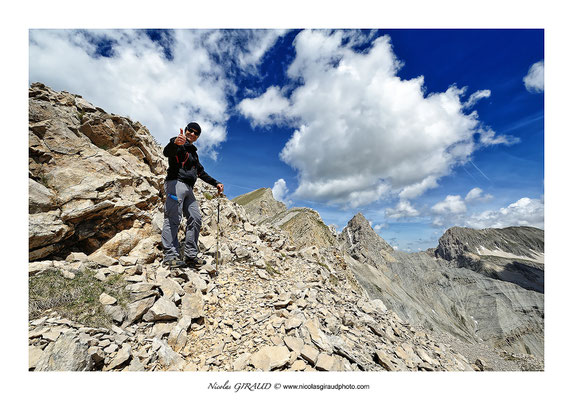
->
[[340, 213, 394, 264], [231, 187, 287, 224]]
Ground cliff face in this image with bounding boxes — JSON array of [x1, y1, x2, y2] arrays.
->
[[340, 213, 395, 263], [29, 82, 166, 261], [435, 226, 544, 293], [29, 84, 477, 372], [338, 217, 544, 361]]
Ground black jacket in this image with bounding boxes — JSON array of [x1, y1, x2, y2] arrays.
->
[[163, 137, 220, 187]]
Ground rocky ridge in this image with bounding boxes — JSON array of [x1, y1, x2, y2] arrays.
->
[[28, 84, 476, 372], [232, 188, 287, 224], [338, 212, 544, 364], [232, 190, 337, 250], [29, 194, 475, 372], [263, 207, 338, 249], [224, 180, 544, 369]]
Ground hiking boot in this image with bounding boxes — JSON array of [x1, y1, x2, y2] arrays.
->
[[184, 256, 206, 268], [163, 258, 186, 268]]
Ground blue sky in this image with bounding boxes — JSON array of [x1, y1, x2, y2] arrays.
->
[[29, 29, 544, 251]]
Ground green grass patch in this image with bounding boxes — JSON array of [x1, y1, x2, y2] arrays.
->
[[317, 261, 330, 271], [204, 192, 214, 200], [29, 269, 129, 328], [265, 262, 280, 276], [328, 274, 340, 286]]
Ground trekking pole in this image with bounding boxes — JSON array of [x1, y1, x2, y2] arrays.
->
[[216, 193, 220, 274]]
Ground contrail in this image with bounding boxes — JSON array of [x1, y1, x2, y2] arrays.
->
[[461, 165, 479, 184], [469, 160, 491, 181]]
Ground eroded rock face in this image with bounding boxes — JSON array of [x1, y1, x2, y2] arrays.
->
[[28, 83, 167, 260], [434, 226, 544, 293], [340, 213, 395, 263], [339, 219, 545, 360]]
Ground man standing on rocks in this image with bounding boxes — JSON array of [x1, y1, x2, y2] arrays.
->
[[161, 122, 224, 268]]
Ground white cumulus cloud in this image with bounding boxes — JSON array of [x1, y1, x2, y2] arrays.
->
[[239, 30, 517, 207], [465, 197, 544, 229], [465, 187, 493, 202], [238, 86, 290, 127], [386, 200, 420, 219], [431, 195, 467, 214], [523, 60, 544, 93], [272, 178, 292, 206], [29, 29, 286, 158]]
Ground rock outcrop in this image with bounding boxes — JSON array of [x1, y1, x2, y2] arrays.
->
[[339, 215, 544, 361], [29, 82, 166, 261], [341, 213, 395, 263]]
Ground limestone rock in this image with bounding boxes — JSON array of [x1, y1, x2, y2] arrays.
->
[[88, 253, 117, 267], [106, 344, 132, 370], [285, 316, 303, 330], [373, 350, 396, 371], [303, 319, 332, 353], [124, 295, 156, 326], [28, 83, 166, 261], [256, 270, 271, 280], [315, 353, 336, 371], [65, 252, 89, 263], [29, 178, 57, 213], [233, 353, 251, 371], [143, 296, 180, 322], [99, 292, 117, 305], [284, 336, 304, 354], [104, 305, 126, 324], [29, 346, 44, 370], [300, 345, 319, 365], [250, 345, 291, 371], [181, 292, 204, 319], [128, 356, 146, 371], [290, 359, 307, 371], [152, 338, 186, 370], [35, 332, 94, 371], [168, 316, 192, 352]]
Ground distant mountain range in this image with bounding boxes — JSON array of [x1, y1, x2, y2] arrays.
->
[[233, 189, 544, 361]]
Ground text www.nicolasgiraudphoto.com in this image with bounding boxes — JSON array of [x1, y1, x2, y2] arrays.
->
[[279, 383, 370, 390], [207, 381, 370, 392]]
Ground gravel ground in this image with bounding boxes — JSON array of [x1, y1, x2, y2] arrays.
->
[[431, 331, 544, 371]]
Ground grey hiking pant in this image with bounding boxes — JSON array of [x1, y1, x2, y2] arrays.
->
[[161, 180, 201, 261]]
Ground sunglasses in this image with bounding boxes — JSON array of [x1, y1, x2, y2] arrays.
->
[[185, 130, 200, 137]]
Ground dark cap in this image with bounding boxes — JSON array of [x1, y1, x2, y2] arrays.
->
[[186, 122, 201, 136]]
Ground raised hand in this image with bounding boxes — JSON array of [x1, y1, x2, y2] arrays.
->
[[174, 128, 186, 145]]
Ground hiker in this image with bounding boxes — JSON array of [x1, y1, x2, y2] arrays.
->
[[161, 122, 224, 268]]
